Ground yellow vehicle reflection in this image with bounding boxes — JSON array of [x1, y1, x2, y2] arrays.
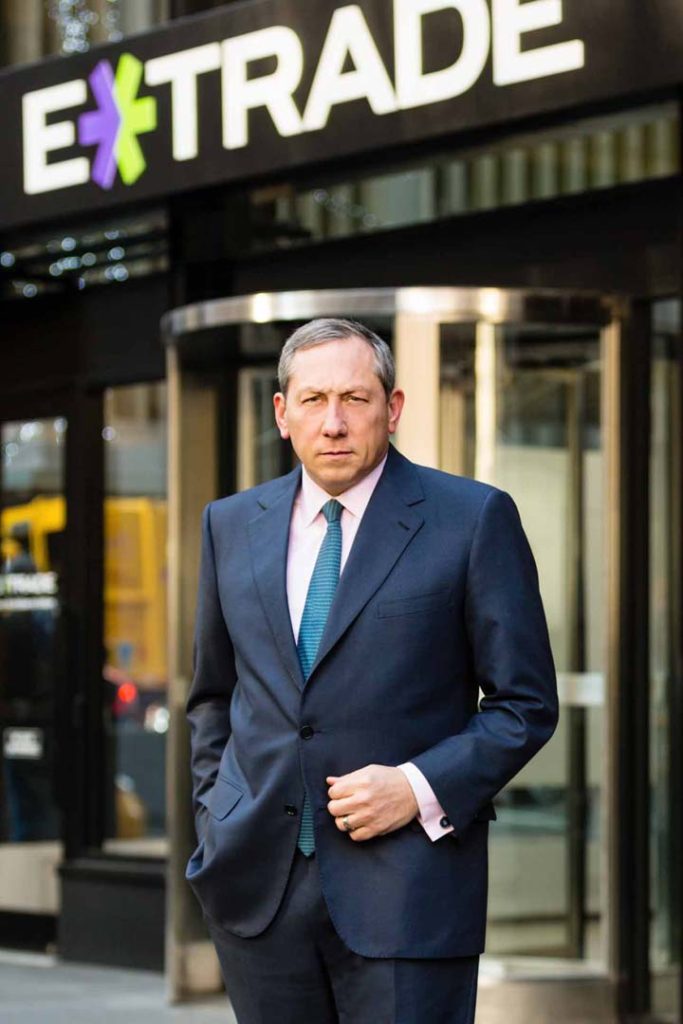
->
[[1, 495, 168, 840], [2, 494, 167, 683], [2, 496, 65, 571], [103, 497, 168, 686]]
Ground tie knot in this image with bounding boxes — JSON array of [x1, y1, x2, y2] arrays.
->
[[322, 498, 343, 524]]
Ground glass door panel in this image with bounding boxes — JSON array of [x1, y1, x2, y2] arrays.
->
[[101, 382, 169, 858], [237, 366, 288, 490], [650, 298, 682, 1021], [439, 321, 606, 966], [0, 416, 66, 914]]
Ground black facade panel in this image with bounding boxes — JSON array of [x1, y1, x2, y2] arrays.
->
[[1, 296, 81, 398], [0, 274, 168, 397], [0, 911, 57, 953], [77, 274, 168, 387], [176, 179, 680, 303], [58, 860, 165, 970]]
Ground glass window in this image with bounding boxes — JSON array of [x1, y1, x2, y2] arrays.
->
[[101, 382, 168, 856], [0, 417, 66, 915], [237, 366, 287, 491], [246, 103, 679, 254], [650, 298, 682, 1019], [0, 1, 171, 68], [440, 322, 606, 964], [1, 208, 169, 303]]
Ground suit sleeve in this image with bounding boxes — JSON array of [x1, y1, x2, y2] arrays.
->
[[186, 501, 238, 839], [410, 487, 559, 835]]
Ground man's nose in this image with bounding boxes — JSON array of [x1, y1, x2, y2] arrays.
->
[[322, 401, 347, 435]]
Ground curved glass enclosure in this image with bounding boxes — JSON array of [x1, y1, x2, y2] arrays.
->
[[163, 287, 623, 1017]]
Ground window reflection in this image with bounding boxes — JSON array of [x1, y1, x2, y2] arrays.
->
[[248, 103, 679, 253], [0, 1, 170, 68], [440, 324, 605, 963], [0, 418, 66, 848], [0, 208, 169, 303], [237, 367, 285, 491], [102, 382, 168, 856]]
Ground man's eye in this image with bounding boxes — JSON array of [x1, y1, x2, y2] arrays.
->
[[347, 396, 366, 402]]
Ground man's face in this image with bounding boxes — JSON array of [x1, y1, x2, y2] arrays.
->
[[273, 335, 404, 495]]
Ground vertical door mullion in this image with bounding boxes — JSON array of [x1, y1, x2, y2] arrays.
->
[[62, 386, 105, 856], [604, 312, 621, 988], [606, 303, 652, 1017], [674, 314, 683, 1024], [566, 372, 588, 960], [166, 344, 223, 1001]]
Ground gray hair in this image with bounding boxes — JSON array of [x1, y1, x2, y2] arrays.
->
[[277, 318, 395, 398]]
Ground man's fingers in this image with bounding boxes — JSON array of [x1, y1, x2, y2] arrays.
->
[[348, 826, 373, 842], [327, 796, 359, 816], [327, 779, 356, 799], [326, 768, 370, 798], [334, 814, 372, 838]]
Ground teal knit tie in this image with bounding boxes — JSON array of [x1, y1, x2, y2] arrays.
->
[[296, 498, 343, 856]]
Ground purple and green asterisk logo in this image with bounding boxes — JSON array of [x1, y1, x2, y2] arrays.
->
[[78, 54, 156, 190]]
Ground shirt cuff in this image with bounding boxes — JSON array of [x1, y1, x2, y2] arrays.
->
[[397, 761, 455, 841]]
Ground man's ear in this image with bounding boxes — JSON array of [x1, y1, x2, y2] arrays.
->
[[387, 389, 405, 434], [273, 392, 290, 439]]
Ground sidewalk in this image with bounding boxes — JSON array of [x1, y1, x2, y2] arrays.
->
[[0, 951, 236, 1024], [0, 948, 612, 1023]]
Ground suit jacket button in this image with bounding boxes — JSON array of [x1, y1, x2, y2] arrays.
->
[[440, 815, 451, 828], [300, 725, 314, 739], [284, 805, 297, 816]]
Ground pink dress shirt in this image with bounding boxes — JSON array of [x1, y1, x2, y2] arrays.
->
[[286, 448, 454, 841]]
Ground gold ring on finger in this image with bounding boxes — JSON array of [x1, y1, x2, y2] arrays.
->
[[342, 814, 355, 832]]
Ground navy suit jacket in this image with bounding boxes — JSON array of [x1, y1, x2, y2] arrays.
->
[[185, 442, 558, 958]]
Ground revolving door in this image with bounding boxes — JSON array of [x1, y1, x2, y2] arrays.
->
[[163, 287, 624, 1020]]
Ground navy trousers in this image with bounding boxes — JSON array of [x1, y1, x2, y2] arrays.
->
[[205, 848, 479, 1024]]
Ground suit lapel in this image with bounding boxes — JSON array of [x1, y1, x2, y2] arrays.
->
[[247, 465, 305, 691], [306, 444, 425, 683]]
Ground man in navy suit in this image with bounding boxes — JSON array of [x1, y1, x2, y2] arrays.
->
[[185, 318, 558, 1023]]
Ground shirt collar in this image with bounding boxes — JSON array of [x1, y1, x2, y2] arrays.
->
[[299, 449, 389, 527]]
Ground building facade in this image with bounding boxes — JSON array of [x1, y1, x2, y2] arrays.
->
[[0, 2, 681, 1021]]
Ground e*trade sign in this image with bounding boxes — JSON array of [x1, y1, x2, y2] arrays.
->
[[20, 0, 587, 202]]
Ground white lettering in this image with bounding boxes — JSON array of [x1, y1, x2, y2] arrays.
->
[[22, 80, 89, 195], [302, 5, 397, 132], [394, 0, 490, 109], [492, 0, 585, 86], [145, 42, 221, 160], [222, 26, 303, 150], [3, 728, 44, 760], [1, 572, 58, 596]]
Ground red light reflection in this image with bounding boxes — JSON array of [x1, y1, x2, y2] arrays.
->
[[117, 681, 138, 704]]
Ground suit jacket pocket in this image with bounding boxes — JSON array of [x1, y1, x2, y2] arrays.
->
[[376, 588, 453, 618], [186, 838, 206, 879], [206, 776, 244, 820]]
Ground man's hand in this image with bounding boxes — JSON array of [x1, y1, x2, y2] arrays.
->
[[326, 764, 419, 841]]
